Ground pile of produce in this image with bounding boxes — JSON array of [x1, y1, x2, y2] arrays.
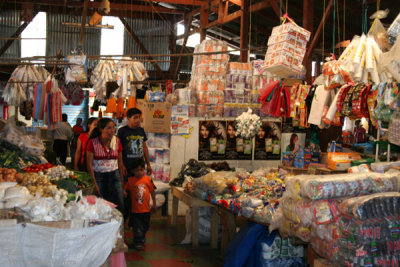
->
[[0, 140, 42, 170], [16, 172, 58, 197], [22, 163, 55, 173], [0, 168, 18, 182]]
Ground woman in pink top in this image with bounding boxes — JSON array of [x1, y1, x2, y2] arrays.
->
[[74, 117, 98, 171], [86, 118, 126, 214]]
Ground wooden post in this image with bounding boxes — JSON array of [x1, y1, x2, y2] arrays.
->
[[303, 0, 314, 84], [79, 0, 89, 46], [240, 0, 249, 62], [304, 0, 334, 65], [119, 17, 163, 73], [200, 5, 208, 42], [169, 23, 177, 79], [0, 13, 37, 57]]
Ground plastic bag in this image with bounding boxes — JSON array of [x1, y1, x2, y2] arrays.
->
[[339, 192, 400, 220], [323, 59, 353, 90], [368, 18, 390, 52]]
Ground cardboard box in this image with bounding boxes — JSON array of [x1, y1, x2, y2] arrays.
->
[[327, 152, 361, 171], [271, 22, 311, 41], [137, 100, 172, 133]]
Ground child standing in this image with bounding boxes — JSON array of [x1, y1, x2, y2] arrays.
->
[[124, 159, 157, 250]]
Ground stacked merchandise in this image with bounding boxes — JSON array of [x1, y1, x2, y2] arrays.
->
[[188, 167, 285, 224], [189, 40, 229, 117], [272, 171, 400, 265], [264, 21, 311, 78], [147, 133, 170, 182], [224, 62, 260, 117]]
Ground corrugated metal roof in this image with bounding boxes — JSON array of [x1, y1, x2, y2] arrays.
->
[[123, 18, 170, 72], [0, 10, 21, 59], [46, 13, 101, 69]]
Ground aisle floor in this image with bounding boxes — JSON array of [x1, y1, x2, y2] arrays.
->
[[124, 212, 223, 267]]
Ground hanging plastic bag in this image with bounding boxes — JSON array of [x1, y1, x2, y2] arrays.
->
[[65, 54, 88, 84], [368, 18, 390, 52], [322, 59, 353, 90]]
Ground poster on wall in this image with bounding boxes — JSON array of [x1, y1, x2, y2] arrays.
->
[[198, 121, 227, 160], [254, 121, 282, 160], [281, 132, 307, 159], [226, 120, 252, 160], [171, 105, 189, 135]]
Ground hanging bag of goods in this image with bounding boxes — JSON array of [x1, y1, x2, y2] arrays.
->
[[322, 58, 353, 90], [65, 54, 88, 84], [263, 14, 311, 78]]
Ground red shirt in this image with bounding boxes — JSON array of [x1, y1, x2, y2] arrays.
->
[[86, 136, 122, 173], [124, 176, 154, 213], [73, 125, 84, 135], [78, 133, 89, 165]]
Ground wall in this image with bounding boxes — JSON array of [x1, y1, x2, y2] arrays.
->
[[170, 117, 281, 179]]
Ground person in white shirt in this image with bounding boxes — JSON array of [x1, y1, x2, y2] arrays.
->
[[53, 113, 73, 165]]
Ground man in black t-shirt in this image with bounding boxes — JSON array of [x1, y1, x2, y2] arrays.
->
[[117, 108, 152, 176]]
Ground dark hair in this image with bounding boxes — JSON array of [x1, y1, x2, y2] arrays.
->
[[76, 118, 82, 122], [62, 114, 68, 122], [355, 120, 361, 126], [90, 118, 114, 139], [131, 158, 146, 172], [289, 133, 298, 151], [200, 121, 216, 139], [127, 108, 142, 118], [86, 117, 98, 132]]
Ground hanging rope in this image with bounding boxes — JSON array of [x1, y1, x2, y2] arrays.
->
[[336, 0, 341, 55], [332, 0, 336, 54], [249, 0, 252, 62], [361, 0, 365, 33], [364, 6, 368, 33], [286, 0, 288, 15], [343, 0, 345, 41], [322, 0, 325, 60]]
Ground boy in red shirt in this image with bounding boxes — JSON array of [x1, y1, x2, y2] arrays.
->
[[124, 159, 157, 250]]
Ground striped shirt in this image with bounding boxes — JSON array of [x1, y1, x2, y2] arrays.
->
[[87, 136, 122, 173]]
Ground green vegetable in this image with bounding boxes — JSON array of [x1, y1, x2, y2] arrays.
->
[[57, 179, 78, 194], [67, 193, 76, 202]]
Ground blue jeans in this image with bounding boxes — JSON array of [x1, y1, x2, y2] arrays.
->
[[130, 212, 151, 245], [94, 170, 124, 214]]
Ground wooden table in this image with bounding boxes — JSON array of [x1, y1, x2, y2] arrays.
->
[[170, 186, 219, 248]]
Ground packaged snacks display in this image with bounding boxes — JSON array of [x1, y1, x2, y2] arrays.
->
[[264, 21, 311, 77], [189, 40, 229, 117]]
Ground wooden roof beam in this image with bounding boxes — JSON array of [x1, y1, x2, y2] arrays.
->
[[0, 12, 37, 57], [7, 0, 184, 14], [304, 0, 334, 63]]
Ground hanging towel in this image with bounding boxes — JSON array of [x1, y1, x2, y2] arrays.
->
[[308, 85, 330, 126]]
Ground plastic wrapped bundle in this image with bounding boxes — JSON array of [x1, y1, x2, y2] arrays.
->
[[194, 171, 238, 194], [280, 197, 313, 226], [301, 172, 399, 200], [311, 221, 340, 242], [311, 237, 339, 261], [338, 192, 400, 220]]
